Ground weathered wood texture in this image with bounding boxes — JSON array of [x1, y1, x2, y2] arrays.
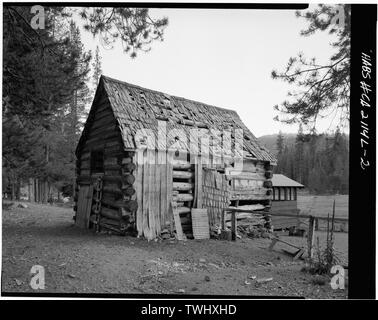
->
[[226, 160, 272, 202], [307, 216, 316, 259], [202, 168, 231, 227], [193, 155, 203, 208], [172, 202, 186, 240], [191, 208, 210, 239], [75, 91, 137, 233], [171, 154, 194, 237], [74, 76, 277, 239], [76, 184, 94, 228], [76, 91, 124, 174], [134, 149, 175, 240]]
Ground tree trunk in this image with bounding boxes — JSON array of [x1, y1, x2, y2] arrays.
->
[[11, 182, 15, 201], [36, 178, 40, 203], [35, 179, 38, 202], [15, 181, 20, 200], [72, 90, 78, 200]]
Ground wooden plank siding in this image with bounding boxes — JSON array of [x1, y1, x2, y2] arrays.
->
[[135, 149, 144, 236], [134, 148, 174, 240], [75, 185, 94, 228]]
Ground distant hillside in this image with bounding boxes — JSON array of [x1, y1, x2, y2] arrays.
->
[[258, 133, 296, 155]]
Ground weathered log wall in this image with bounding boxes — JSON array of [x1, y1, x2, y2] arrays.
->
[[226, 160, 272, 202], [225, 159, 273, 228], [75, 92, 137, 234], [172, 153, 194, 237]]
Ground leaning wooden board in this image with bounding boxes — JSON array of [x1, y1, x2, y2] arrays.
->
[[191, 208, 210, 239], [172, 202, 186, 240], [76, 184, 94, 228]]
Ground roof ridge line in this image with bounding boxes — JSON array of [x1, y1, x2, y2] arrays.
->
[[101, 75, 238, 114]]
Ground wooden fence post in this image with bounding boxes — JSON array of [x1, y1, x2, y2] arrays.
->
[[307, 215, 315, 259], [221, 209, 225, 230], [231, 211, 236, 241]]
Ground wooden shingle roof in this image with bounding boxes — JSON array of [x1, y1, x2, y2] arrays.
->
[[79, 75, 276, 163]]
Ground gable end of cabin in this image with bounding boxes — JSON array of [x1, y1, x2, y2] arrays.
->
[[74, 80, 137, 233]]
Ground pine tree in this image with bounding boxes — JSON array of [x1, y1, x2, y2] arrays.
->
[[3, 7, 91, 201], [92, 46, 103, 88], [294, 124, 305, 183], [2, 5, 169, 200], [272, 4, 350, 130], [275, 131, 285, 173], [274, 130, 348, 194]]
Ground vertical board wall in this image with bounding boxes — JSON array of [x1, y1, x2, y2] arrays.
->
[[134, 148, 174, 240]]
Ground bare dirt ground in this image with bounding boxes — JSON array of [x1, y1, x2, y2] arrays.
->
[[2, 201, 347, 298], [280, 232, 348, 266]]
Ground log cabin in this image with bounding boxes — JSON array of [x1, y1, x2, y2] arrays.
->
[[270, 174, 304, 230], [74, 75, 276, 240]]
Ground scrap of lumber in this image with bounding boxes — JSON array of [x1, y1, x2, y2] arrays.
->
[[172, 201, 186, 240], [191, 208, 210, 239], [269, 236, 305, 261], [228, 204, 265, 211]]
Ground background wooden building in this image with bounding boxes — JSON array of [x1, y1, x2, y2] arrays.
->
[[74, 75, 276, 240], [270, 174, 304, 230]]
